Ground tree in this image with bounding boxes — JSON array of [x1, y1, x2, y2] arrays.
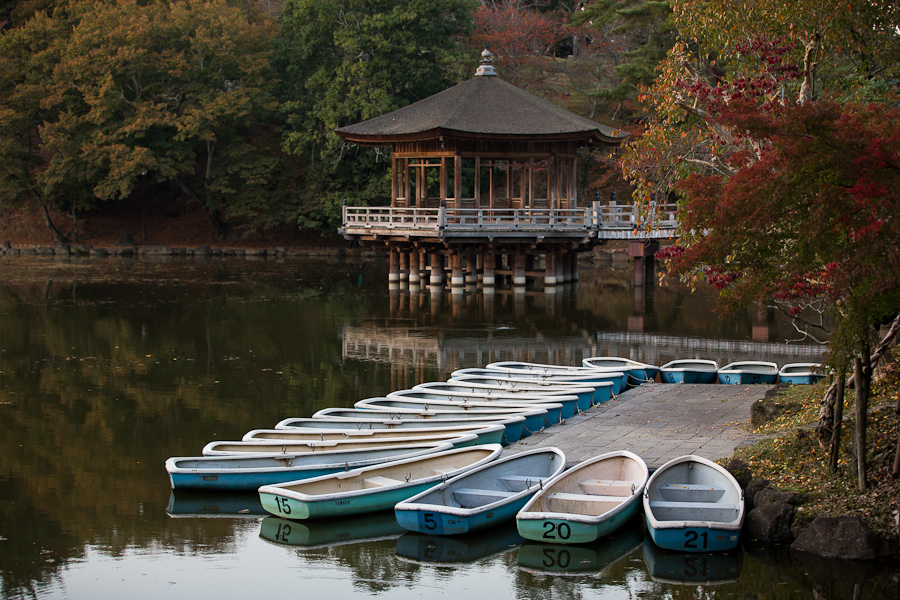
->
[[276, 0, 475, 231], [0, 0, 284, 240], [627, 0, 900, 490]]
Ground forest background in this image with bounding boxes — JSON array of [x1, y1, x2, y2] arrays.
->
[[0, 0, 675, 244]]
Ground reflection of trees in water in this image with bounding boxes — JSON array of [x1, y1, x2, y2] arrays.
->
[[292, 540, 414, 594]]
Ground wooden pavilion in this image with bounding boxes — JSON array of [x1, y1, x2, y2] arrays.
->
[[336, 50, 630, 288]]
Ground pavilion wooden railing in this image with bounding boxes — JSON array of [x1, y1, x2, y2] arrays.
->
[[341, 202, 679, 238]]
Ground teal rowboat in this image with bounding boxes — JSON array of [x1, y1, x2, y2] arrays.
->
[[448, 372, 613, 407], [394, 447, 567, 535], [516, 450, 648, 545], [242, 423, 505, 446], [201, 432, 479, 456], [165, 442, 454, 491], [258, 444, 503, 520], [643, 454, 745, 552]]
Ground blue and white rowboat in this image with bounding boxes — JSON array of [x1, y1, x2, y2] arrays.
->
[[448, 372, 613, 406], [165, 442, 454, 491], [582, 356, 659, 387], [413, 380, 594, 413], [659, 359, 719, 384], [643, 454, 745, 552], [778, 363, 825, 385], [394, 447, 567, 535], [717, 361, 778, 384]]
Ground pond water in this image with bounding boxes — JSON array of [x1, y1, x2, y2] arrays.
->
[[0, 255, 896, 599]]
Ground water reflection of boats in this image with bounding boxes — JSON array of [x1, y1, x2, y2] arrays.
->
[[166, 490, 267, 518], [395, 523, 524, 564], [259, 513, 405, 548], [642, 537, 743, 584], [516, 518, 642, 573]]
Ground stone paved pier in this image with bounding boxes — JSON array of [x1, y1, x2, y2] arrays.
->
[[507, 383, 772, 469]]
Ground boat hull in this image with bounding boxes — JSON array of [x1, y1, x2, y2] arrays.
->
[[260, 481, 436, 520], [645, 523, 741, 553], [516, 497, 641, 544], [659, 370, 719, 384]]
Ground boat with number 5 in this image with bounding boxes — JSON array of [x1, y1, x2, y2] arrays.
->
[[643, 454, 745, 553], [258, 444, 503, 520], [515, 450, 648, 545], [394, 447, 566, 535]]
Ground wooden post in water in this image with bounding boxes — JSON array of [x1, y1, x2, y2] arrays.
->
[[430, 252, 444, 287], [399, 250, 409, 282], [483, 247, 496, 287], [389, 247, 400, 283], [513, 248, 527, 288], [408, 250, 420, 285]]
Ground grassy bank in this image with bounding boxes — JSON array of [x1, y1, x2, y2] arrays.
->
[[732, 356, 900, 550]]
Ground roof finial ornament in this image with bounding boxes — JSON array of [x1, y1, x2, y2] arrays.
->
[[474, 48, 497, 77]]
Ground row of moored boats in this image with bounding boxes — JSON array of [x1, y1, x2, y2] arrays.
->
[[165, 357, 821, 552]]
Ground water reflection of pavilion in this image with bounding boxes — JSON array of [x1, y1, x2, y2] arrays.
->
[[342, 323, 825, 387]]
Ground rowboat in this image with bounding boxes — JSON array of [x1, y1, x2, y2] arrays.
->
[[395, 525, 524, 564], [778, 362, 825, 385], [258, 444, 503, 520], [242, 423, 505, 447], [259, 513, 405, 548], [717, 361, 778, 384], [166, 442, 454, 491], [306, 409, 528, 445], [449, 372, 613, 406], [582, 356, 659, 387], [659, 359, 719, 384], [453, 367, 626, 396], [386, 387, 577, 420], [394, 447, 567, 535], [643, 454, 745, 552], [516, 519, 642, 573], [516, 450, 649, 544], [642, 537, 743, 585], [353, 397, 559, 434], [200, 432, 479, 456], [413, 380, 593, 413]]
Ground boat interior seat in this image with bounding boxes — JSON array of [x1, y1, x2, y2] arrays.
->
[[499, 475, 545, 492], [452, 487, 516, 508], [545, 492, 622, 515], [648, 500, 741, 521], [362, 475, 403, 488], [578, 480, 636, 496], [656, 483, 726, 502]]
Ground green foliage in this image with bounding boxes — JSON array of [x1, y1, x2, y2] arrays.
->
[[276, 0, 476, 231], [0, 0, 286, 237]]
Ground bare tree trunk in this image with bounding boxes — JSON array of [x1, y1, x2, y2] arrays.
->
[[855, 351, 871, 492], [828, 374, 845, 472], [892, 380, 900, 479], [40, 203, 68, 243], [817, 313, 900, 438]]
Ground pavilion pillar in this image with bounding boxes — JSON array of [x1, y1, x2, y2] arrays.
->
[[556, 250, 566, 284], [450, 252, 465, 288], [408, 250, 420, 285], [430, 252, 444, 286], [388, 247, 400, 283], [544, 251, 558, 287], [513, 248, 527, 288], [482, 248, 496, 288], [465, 251, 478, 285], [399, 251, 409, 281], [569, 251, 579, 282], [476, 252, 485, 283]]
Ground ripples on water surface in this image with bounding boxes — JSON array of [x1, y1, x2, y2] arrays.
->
[[0, 255, 896, 599]]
